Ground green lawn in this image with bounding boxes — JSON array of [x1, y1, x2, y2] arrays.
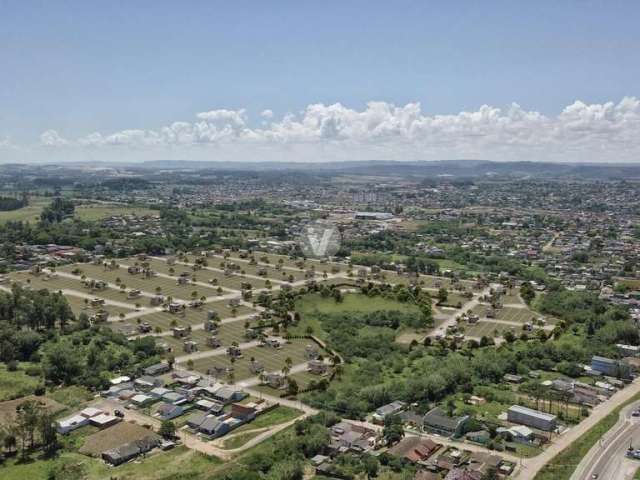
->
[[0, 363, 41, 401], [233, 406, 302, 435], [221, 430, 263, 449], [534, 391, 640, 480]]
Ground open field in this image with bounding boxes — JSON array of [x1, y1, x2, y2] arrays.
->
[[74, 204, 157, 221], [291, 292, 423, 341], [472, 304, 557, 325], [0, 394, 66, 424], [0, 198, 49, 223], [462, 320, 518, 338], [184, 338, 311, 381], [0, 445, 223, 480], [79, 421, 160, 456], [0, 363, 42, 401]]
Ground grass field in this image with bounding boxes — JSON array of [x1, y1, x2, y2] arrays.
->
[[0, 197, 49, 223], [0, 363, 42, 401], [290, 292, 422, 341], [143, 257, 270, 290], [184, 338, 311, 380], [8, 271, 144, 307], [463, 320, 517, 338], [0, 445, 223, 480], [74, 205, 156, 221]]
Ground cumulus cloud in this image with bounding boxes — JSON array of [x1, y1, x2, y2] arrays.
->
[[40, 130, 69, 147], [30, 97, 640, 162]]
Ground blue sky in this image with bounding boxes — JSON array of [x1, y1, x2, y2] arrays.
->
[[1, 1, 640, 162]]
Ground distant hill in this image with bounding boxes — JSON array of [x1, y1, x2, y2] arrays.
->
[[137, 159, 640, 180]]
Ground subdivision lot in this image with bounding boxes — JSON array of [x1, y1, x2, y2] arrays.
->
[[143, 257, 270, 290], [64, 294, 135, 318], [79, 421, 160, 456], [8, 272, 143, 307], [219, 260, 306, 283], [58, 263, 220, 301], [184, 339, 310, 381], [463, 320, 518, 338], [472, 305, 556, 325], [159, 320, 258, 353], [109, 301, 255, 334]]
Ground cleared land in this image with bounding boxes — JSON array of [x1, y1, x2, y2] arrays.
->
[[79, 421, 160, 456]]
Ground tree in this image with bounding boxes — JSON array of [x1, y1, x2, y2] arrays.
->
[[382, 414, 404, 446], [437, 287, 448, 305], [159, 420, 176, 439]]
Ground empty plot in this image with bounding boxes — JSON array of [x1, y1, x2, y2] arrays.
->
[[145, 257, 270, 290], [63, 294, 134, 318], [185, 339, 310, 381], [110, 301, 256, 334], [8, 272, 142, 307], [463, 321, 517, 338], [58, 263, 220, 301], [472, 305, 544, 324]]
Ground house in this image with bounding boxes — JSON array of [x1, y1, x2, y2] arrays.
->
[[149, 387, 172, 399], [89, 413, 120, 429], [172, 326, 189, 338], [102, 435, 160, 466], [308, 359, 329, 375], [155, 402, 185, 420], [183, 340, 198, 353], [503, 373, 523, 384], [195, 399, 225, 414], [144, 362, 170, 376], [591, 355, 631, 378], [134, 375, 164, 390], [162, 391, 187, 405], [262, 372, 287, 389], [212, 386, 246, 404], [249, 360, 265, 374], [507, 405, 557, 431], [230, 403, 257, 421], [388, 436, 441, 463], [57, 407, 104, 434], [329, 421, 377, 453], [186, 411, 208, 429], [199, 417, 231, 438], [423, 407, 470, 438], [207, 336, 222, 348], [372, 401, 406, 424], [130, 393, 155, 407], [305, 344, 320, 359]]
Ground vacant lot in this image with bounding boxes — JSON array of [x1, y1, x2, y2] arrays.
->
[[185, 338, 311, 381], [79, 421, 160, 456], [291, 292, 422, 341], [463, 320, 516, 338], [0, 395, 65, 425], [75, 205, 156, 221], [0, 364, 42, 401], [0, 197, 49, 223]]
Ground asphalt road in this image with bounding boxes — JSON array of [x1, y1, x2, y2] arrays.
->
[[571, 400, 640, 480]]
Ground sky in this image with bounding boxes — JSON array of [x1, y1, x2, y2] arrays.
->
[[1, 1, 640, 163]]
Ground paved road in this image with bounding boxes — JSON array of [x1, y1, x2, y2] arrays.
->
[[571, 400, 640, 480]]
